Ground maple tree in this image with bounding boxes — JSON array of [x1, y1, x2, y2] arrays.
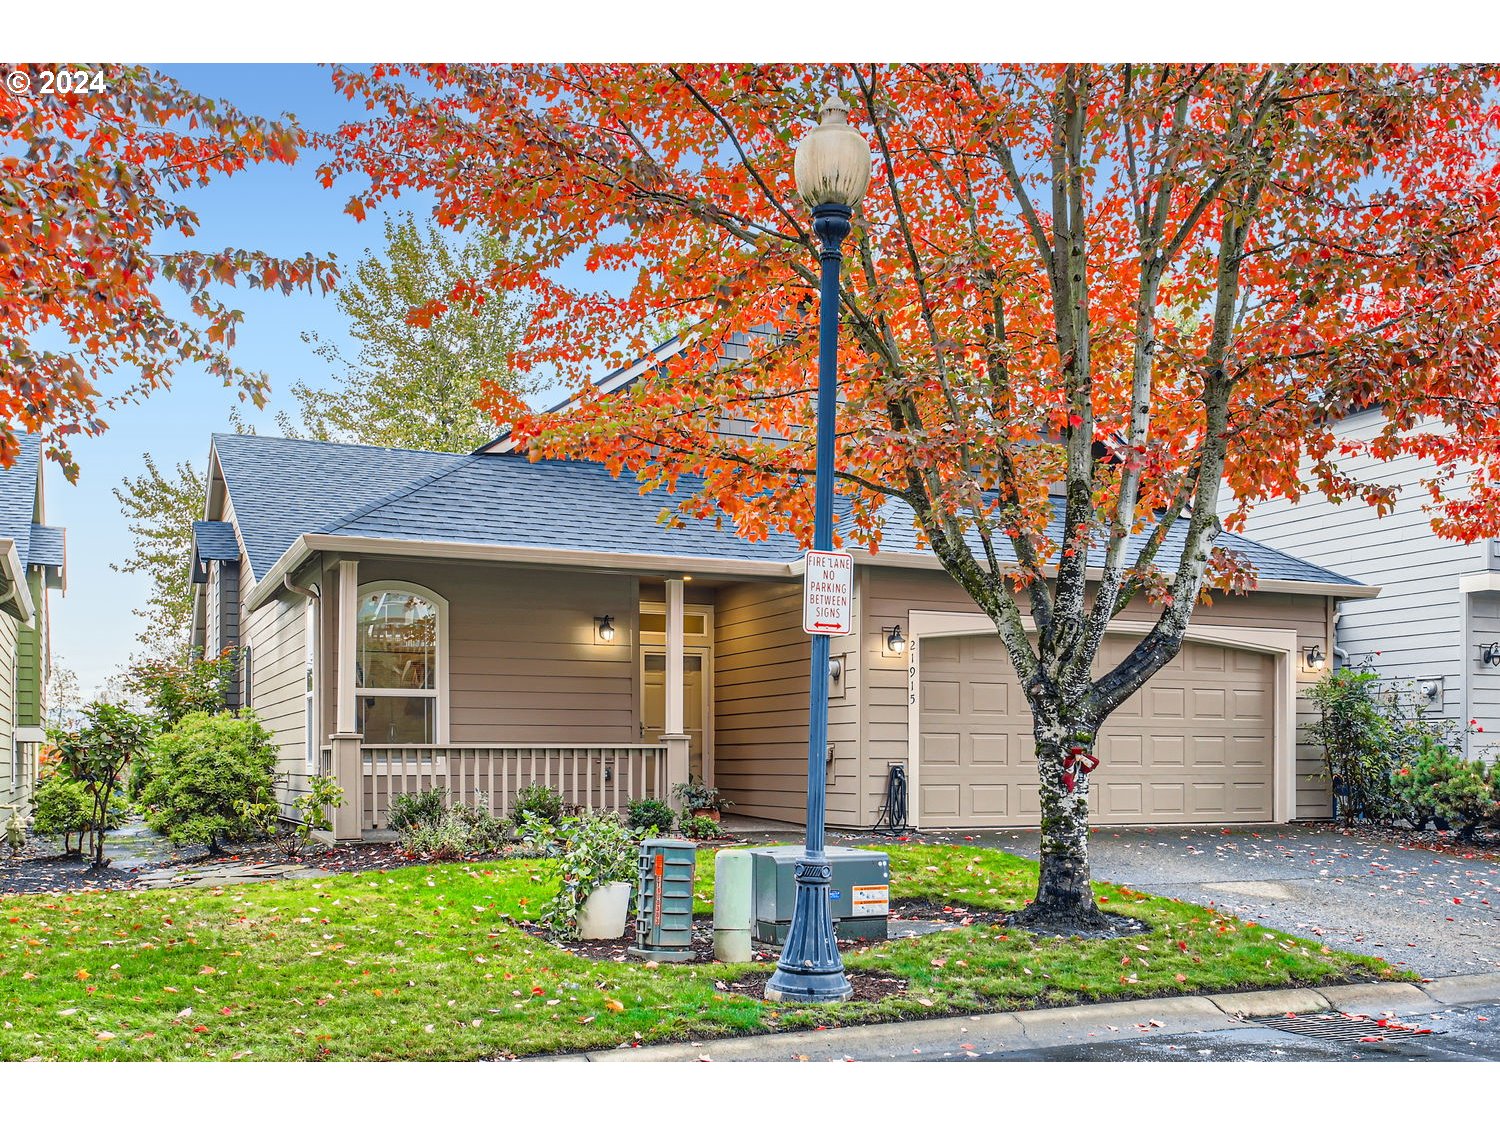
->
[[0, 63, 338, 475], [325, 64, 1500, 927]]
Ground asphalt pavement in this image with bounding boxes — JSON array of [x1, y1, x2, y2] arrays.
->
[[826, 823, 1500, 978], [974, 1002, 1500, 1062]]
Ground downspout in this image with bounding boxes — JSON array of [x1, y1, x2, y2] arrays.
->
[[284, 575, 320, 602]]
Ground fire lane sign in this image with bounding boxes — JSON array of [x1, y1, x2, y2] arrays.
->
[[803, 550, 853, 636]]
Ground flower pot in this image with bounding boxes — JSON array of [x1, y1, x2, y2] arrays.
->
[[695, 808, 721, 824], [577, 880, 632, 940]]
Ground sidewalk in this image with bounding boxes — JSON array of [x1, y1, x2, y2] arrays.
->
[[539, 972, 1500, 1062]]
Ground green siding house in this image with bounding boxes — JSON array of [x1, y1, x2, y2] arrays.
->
[[0, 434, 66, 814]]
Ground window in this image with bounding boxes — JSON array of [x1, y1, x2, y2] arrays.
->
[[355, 584, 444, 744], [304, 601, 318, 767]]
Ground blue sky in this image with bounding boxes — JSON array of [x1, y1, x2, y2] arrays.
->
[[44, 64, 605, 696]]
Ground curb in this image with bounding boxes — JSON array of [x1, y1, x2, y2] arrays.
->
[[541, 971, 1500, 1062]]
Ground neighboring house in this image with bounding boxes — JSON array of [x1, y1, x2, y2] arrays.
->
[[190, 428, 1369, 839], [0, 434, 67, 814], [1235, 410, 1500, 762]]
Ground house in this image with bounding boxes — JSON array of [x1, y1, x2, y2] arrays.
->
[[0, 434, 67, 813], [190, 428, 1371, 839], [1235, 409, 1500, 761]]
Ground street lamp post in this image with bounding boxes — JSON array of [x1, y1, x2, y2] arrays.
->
[[764, 96, 870, 1005]]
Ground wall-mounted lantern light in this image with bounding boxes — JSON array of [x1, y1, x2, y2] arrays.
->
[[1479, 641, 1500, 667], [883, 625, 907, 655], [596, 615, 616, 643], [1304, 644, 1326, 672]]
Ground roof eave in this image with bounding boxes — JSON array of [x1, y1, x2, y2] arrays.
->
[[835, 547, 1373, 598], [243, 533, 796, 612], [0, 538, 36, 625]]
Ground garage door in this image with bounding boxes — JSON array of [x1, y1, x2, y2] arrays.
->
[[917, 633, 1275, 828]]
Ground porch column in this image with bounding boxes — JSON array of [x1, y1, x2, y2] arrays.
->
[[331, 559, 364, 841], [661, 577, 691, 807]]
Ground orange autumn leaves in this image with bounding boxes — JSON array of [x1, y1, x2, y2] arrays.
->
[[323, 63, 1500, 574], [0, 64, 338, 476]]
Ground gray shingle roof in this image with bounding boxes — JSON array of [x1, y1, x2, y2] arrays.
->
[[874, 496, 1359, 587], [191, 521, 241, 563], [27, 525, 64, 569], [327, 453, 805, 562], [0, 433, 41, 567], [212, 433, 457, 578], [217, 432, 1360, 589]]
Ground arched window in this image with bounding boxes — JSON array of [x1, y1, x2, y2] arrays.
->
[[355, 583, 446, 744]]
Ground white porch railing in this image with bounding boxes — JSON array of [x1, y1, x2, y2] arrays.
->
[[355, 743, 671, 832]]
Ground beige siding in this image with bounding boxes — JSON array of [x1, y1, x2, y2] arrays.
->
[[346, 559, 639, 745], [245, 586, 313, 813], [860, 567, 1336, 823], [712, 581, 824, 822], [0, 611, 18, 809]]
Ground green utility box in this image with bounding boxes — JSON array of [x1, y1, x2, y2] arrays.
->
[[749, 846, 890, 945], [629, 838, 697, 962]]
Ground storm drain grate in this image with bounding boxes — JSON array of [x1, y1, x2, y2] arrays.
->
[[1252, 1012, 1441, 1043]]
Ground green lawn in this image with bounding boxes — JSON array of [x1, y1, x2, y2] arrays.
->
[[0, 844, 1400, 1060]]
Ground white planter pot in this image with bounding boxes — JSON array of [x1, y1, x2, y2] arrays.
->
[[577, 880, 632, 940]]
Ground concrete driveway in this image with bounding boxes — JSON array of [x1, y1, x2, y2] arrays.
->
[[850, 823, 1500, 978]]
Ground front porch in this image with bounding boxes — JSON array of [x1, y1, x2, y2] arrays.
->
[[327, 742, 673, 834], [288, 553, 814, 840]]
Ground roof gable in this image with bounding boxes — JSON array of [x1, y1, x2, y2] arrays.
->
[[0, 432, 41, 567], [217, 432, 1360, 593], [211, 433, 458, 579]]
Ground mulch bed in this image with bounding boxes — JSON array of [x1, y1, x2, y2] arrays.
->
[[890, 897, 1010, 928], [0, 839, 444, 897], [0, 852, 143, 895], [511, 916, 909, 1003], [716, 970, 910, 1003]]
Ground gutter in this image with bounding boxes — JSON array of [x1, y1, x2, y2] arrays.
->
[[825, 547, 1380, 600], [246, 531, 1377, 613], [0, 538, 35, 626], [244, 534, 795, 612]]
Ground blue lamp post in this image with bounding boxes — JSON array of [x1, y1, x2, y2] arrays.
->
[[764, 96, 871, 1005]]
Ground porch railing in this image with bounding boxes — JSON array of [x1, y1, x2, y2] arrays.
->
[[354, 743, 671, 832]]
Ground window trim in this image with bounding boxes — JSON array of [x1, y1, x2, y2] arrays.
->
[[354, 580, 449, 745]]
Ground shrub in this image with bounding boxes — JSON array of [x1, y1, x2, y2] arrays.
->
[[671, 778, 730, 814], [678, 814, 720, 840], [511, 783, 563, 827], [124, 647, 238, 727], [140, 712, 277, 852], [387, 787, 447, 834], [514, 810, 563, 856], [54, 702, 154, 868], [1426, 751, 1498, 839], [1306, 664, 1397, 825], [29, 769, 97, 855], [626, 798, 675, 835], [237, 774, 345, 860], [543, 813, 639, 934], [1388, 744, 1445, 830], [397, 800, 508, 859]]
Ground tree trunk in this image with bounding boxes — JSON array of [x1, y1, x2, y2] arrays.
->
[[1014, 725, 1109, 930]]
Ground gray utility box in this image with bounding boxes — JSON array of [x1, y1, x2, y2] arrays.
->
[[749, 846, 890, 945], [630, 838, 697, 961]]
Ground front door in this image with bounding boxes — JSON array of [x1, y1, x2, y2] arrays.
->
[[641, 647, 711, 783]]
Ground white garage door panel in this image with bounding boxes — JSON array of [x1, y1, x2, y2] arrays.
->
[[917, 633, 1275, 828]]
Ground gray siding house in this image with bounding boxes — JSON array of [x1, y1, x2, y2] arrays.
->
[[1235, 411, 1500, 761], [0, 434, 67, 813], [190, 430, 1369, 839]]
